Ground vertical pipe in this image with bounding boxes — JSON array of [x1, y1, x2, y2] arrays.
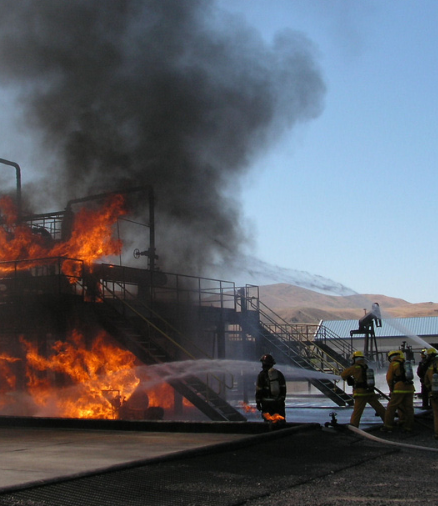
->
[[148, 186, 155, 272], [148, 186, 155, 304], [0, 158, 22, 220]]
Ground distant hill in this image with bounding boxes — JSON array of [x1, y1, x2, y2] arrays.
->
[[257, 283, 438, 323]]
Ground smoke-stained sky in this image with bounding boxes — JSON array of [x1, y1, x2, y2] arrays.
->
[[0, 0, 325, 275]]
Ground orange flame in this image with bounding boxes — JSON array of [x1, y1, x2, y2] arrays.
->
[[263, 413, 285, 423], [239, 402, 257, 413], [0, 194, 126, 277], [0, 196, 192, 418], [53, 194, 126, 269], [21, 330, 140, 418], [0, 329, 181, 420], [0, 353, 21, 409]]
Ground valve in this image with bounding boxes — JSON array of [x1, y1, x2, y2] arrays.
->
[[324, 411, 338, 428]]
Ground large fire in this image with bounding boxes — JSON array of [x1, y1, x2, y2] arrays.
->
[[0, 193, 183, 420], [0, 329, 179, 419]]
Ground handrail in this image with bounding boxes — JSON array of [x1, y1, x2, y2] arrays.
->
[[264, 322, 350, 370], [258, 319, 343, 376], [96, 262, 237, 310], [247, 310, 352, 403], [99, 281, 213, 360], [244, 297, 346, 376], [0, 256, 86, 298], [96, 280, 235, 393], [313, 320, 355, 358]]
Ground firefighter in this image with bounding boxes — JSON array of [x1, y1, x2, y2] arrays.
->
[[341, 350, 386, 427], [255, 354, 286, 423], [423, 348, 438, 439], [417, 348, 430, 409], [381, 350, 415, 433]]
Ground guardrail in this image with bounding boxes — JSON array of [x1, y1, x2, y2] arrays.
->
[[0, 256, 85, 297], [93, 279, 236, 398], [242, 296, 346, 376]]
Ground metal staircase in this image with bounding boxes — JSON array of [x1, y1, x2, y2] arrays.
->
[[312, 321, 354, 369], [92, 283, 247, 422], [241, 296, 354, 406], [0, 252, 355, 413]]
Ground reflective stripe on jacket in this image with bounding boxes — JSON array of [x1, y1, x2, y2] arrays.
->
[[341, 363, 374, 398]]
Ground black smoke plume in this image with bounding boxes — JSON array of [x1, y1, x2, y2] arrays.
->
[[0, 0, 325, 275]]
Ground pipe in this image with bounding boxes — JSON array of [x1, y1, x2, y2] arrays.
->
[[64, 186, 156, 270], [0, 158, 22, 219], [347, 424, 438, 452], [65, 186, 149, 210]]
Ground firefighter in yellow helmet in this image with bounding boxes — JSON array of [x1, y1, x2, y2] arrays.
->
[[340, 350, 386, 427], [255, 354, 286, 424], [423, 348, 438, 439], [381, 349, 415, 433]]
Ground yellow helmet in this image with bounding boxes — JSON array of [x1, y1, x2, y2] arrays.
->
[[388, 350, 403, 360], [427, 348, 437, 356], [352, 351, 365, 360]]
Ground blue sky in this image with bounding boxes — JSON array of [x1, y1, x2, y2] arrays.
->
[[216, 1, 438, 303], [0, 1, 437, 304]]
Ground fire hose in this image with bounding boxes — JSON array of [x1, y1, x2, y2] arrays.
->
[[347, 424, 438, 453], [326, 390, 438, 452]]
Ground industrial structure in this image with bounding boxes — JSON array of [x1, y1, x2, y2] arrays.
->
[[0, 163, 355, 422]]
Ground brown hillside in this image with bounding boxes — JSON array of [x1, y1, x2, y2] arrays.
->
[[258, 283, 438, 323]]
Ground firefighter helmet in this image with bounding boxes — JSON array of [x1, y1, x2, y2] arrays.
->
[[260, 354, 275, 366], [388, 350, 403, 360], [427, 348, 437, 356], [352, 350, 365, 360]]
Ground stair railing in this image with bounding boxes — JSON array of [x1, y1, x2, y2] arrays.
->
[[313, 321, 355, 359], [242, 296, 346, 376], [95, 280, 235, 396]]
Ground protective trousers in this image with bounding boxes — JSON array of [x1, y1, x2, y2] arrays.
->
[[431, 397, 438, 437], [350, 394, 386, 427], [260, 399, 286, 420], [383, 392, 414, 431]]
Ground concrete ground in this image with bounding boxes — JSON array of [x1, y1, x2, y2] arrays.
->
[[0, 425, 256, 491], [0, 414, 436, 505]]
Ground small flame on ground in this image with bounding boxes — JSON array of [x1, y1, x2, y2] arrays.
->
[[239, 401, 257, 413], [263, 413, 285, 423]]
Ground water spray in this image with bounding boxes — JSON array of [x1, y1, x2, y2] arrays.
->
[[134, 359, 341, 392]]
